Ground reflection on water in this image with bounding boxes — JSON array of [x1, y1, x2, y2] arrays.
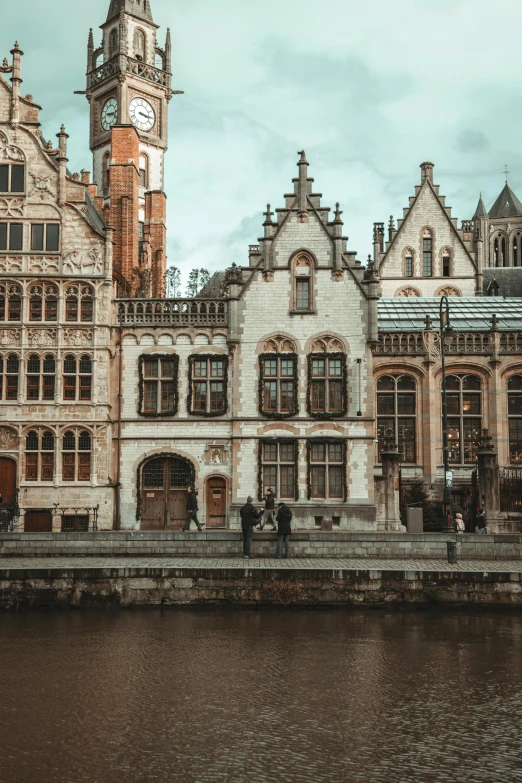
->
[[1, 610, 522, 783]]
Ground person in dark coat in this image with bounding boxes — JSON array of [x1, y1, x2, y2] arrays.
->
[[182, 486, 204, 532], [275, 502, 292, 559], [258, 488, 277, 531], [240, 496, 262, 558], [476, 508, 487, 534]]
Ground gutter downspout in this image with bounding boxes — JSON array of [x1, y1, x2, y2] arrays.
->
[[115, 317, 123, 530]]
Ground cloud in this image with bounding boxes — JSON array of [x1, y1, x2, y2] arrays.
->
[[456, 130, 489, 153]]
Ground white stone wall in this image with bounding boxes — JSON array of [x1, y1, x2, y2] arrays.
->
[[379, 183, 477, 297]]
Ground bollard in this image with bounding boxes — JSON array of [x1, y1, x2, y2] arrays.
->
[[447, 541, 458, 565]]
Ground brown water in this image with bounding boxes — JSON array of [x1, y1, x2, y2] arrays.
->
[[1, 610, 522, 783]]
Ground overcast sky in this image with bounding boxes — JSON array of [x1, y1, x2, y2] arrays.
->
[[2, 0, 521, 282]]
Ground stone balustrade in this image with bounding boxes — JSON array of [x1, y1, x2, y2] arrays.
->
[[88, 56, 169, 90], [373, 331, 493, 356], [117, 298, 228, 327]]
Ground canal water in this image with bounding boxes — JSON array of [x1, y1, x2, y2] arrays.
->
[[1, 610, 522, 783]]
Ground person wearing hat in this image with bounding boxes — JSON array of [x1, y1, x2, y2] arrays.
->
[[240, 496, 262, 559], [275, 501, 293, 559]]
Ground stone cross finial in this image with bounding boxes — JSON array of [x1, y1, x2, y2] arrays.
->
[[334, 203, 343, 222], [263, 204, 273, 224]]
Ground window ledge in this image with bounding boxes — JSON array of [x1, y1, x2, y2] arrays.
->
[[289, 310, 316, 316]]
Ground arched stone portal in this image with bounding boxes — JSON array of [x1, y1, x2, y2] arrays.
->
[[139, 454, 195, 530]]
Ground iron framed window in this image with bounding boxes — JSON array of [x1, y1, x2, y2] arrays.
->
[[259, 353, 298, 419], [25, 429, 55, 482], [0, 283, 21, 322], [377, 374, 417, 464], [0, 354, 19, 401], [508, 375, 522, 464], [306, 439, 347, 501], [258, 438, 299, 501], [28, 283, 58, 322], [188, 354, 228, 417], [65, 285, 94, 323], [30, 224, 60, 253], [139, 354, 179, 417], [423, 232, 433, 277], [307, 352, 347, 418], [0, 164, 25, 194], [62, 430, 92, 482], [26, 354, 56, 401], [0, 223, 23, 252], [63, 355, 93, 402], [443, 374, 482, 465]]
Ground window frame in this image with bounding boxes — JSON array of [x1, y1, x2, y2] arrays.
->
[[508, 375, 522, 464], [62, 429, 92, 483], [258, 352, 298, 419], [258, 438, 298, 502], [443, 374, 482, 465], [376, 374, 417, 464], [0, 163, 25, 194], [306, 439, 347, 502], [422, 230, 433, 277], [188, 354, 228, 417], [307, 352, 348, 419], [30, 223, 60, 253], [63, 354, 93, 403], [138, 353, 179, 417], [0, 222, 23, 252], [24, 428, 55, 482]]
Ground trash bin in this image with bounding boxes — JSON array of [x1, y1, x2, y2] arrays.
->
[[407, 507, 423, 534], [447, 541, 458, 564]]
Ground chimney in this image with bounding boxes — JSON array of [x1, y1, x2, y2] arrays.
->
[[420, 162, 434, 184]]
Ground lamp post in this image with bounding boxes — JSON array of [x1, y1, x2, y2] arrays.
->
[[440, 295, 455, 532]]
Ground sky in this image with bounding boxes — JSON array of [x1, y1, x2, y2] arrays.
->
[[2, 0, 522, 284]]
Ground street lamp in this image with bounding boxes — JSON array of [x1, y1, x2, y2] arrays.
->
[[440, 295, 455, 532]]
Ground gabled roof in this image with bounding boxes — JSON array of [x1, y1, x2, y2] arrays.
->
[[107, 0, 153, 23], [473, 194, 488, 219], [488, 184, 522, 219]]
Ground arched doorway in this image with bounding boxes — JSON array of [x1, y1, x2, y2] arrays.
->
[[140, 455, 194, 530], [0, 457, 16, 507], [206, 476, 227, 528]]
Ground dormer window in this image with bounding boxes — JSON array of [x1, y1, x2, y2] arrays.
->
[[292, 254, 314, 313]]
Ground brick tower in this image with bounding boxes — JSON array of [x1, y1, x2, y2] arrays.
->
[[86, 0, 175, 296]]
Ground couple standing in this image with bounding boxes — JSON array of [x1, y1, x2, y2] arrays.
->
[[240, 489, 293, 560]]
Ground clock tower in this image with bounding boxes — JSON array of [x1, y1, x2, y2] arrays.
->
[[86, 0, 174, 296]]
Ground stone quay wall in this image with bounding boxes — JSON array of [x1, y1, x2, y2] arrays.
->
[[1, 532, 522, 560], [1, 566, 522, 609]]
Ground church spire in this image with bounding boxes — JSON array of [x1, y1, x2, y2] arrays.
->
[[106, 0, 153, 23]]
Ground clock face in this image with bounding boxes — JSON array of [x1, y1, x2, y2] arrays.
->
[[129, 97, 156, 132], [101, 97, 118, 131]]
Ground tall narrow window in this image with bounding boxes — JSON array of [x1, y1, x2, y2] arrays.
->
[[2, 354, 19, 400], [139, 355, 178, 416], [109, 28, 118, 55], [308, 353, 346, 417], [444, 374, 482, 464], [0, 164, 25, 193], [62, 430, 91, 482], [293, 256, 313, 312], [65, 286, 94, 323], [423, 230, 433, 277], [259, 440, 297, 500], [25, 429, 54, 481], [103, 153, 111, 192], [26, 354, 56, 401], [134, 29, 145, 52], [0, 284, 22, 322], [404, 252, 414, 278], [189, 355, 227, 416], [260, 353, 297, 417], [508, 376, 522, 463], [514, 236, 519, 268], [377, 375, 417, 463], [139, 154, 149, 188], [63, 355, 92, 402], [308, 440, 345, 500], [502, 237, 507, 267], [494, 238, 499, 267], [442, 252, 451, 278]]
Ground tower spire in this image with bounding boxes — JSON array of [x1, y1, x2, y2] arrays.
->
[[106, 0, 154, 23]]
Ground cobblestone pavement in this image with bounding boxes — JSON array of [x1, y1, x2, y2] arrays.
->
[[0, 556, 521, 572]]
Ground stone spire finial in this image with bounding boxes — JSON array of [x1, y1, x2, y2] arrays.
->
[[9, 41, 23, 123], [297, 151, 309, 216], [420, 161, 434, 183], [165, 28, 172, 73], [263, 204, 274, 225], [334, 202, 343, 223], [107, 0, 154, 23], [388, 215, 395, 241], [298, 150, 308, 166]]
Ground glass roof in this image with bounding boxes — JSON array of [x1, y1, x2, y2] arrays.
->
[[378, 297, 522, 331]]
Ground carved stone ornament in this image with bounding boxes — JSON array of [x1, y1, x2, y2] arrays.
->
[[0, 427, 18, 450], [0, 130, 24, 162], [62, 251, 81, 274], [262, 270, 274, 282], [29, 256, 60, 274], [397, 287, 421, 298], [331, 269, 344, 281], [0, 329, 21, 346], [63, 329, 93, 347], [0, 197, 24, 218], [205, 445, 227, 465], [27, 329, 57, 347], [0, 257, 23, 274], [437, 286, 461, 297], [30, 171, 55, 198]]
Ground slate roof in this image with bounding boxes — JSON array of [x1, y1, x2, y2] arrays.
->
[[107, 0, 153, 23], [378, 297, 522, 331], [198, 272, 226, 298], [488, 184, 522, 219], [473, 195, 488, 218]]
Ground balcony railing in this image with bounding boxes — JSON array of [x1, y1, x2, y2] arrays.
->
[[118, 298, 228, 327], [88, 55, 170, 90], [373, 331, 492, 356]]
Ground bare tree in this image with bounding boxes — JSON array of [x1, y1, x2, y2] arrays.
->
[[185, 268, 211, 297], [165, 267, 181, 298]]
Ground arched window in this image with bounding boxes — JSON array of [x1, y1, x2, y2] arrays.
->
[[444, 374, 482, 464], [0, 354, 19, 400], [293, 255, 313, 312], [0, 283, 22, 322], [134, 29, 145, 51], [514, 234, 521, 267], [65, 285, 94, 323], [508, 376, 522, 463], [404, 250, 414, 278], [26, 354, 55, 401], [29, 284, 58, 322], [139, 153, 149, 188], [25, 429, 54, 481], [422, 229, 433, 277], [102, 152, 111, 193], [259, 339, 298, 418], [494, 235, 506, 267], [442, 250, 451, 278], [377, 375, 417, 463], [62, 430, 91, 482], [63, 355, 92, 401], [109, 28, 118, 56]]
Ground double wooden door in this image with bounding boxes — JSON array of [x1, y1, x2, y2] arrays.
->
[[141, 457, 191, 531], [206, 477, 227, 528]]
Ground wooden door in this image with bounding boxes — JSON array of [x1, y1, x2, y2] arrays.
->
[[141, 457, 190, 531], [0, 457, 16, 507], [25, 510, 52, 533], [206, 477, 227, 528]]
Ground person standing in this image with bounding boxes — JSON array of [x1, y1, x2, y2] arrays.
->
[[275, 501, 292, 559], [455, 512, 465, 534], [240, 496, 262, 559], [258, 488, 277, 531], [182, 486, 204, 532], [476, 508, 487, 535]]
